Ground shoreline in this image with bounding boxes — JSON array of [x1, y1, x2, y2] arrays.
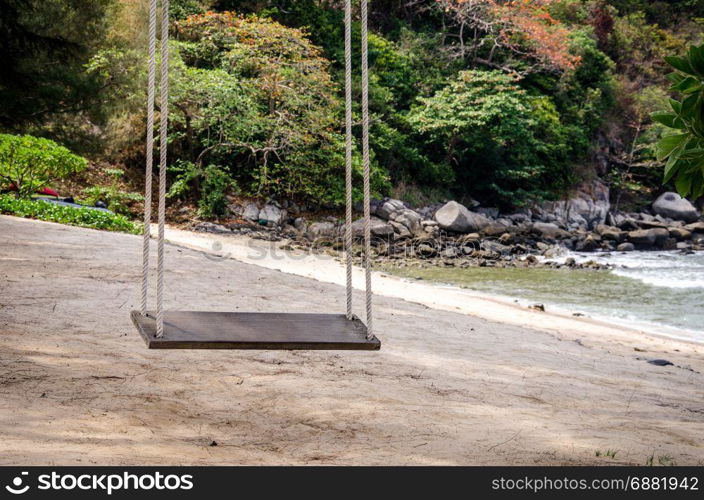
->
[[162, 224, 704, 350]]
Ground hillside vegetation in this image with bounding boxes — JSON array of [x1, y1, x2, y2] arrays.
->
[[1, 0, 702, 217]]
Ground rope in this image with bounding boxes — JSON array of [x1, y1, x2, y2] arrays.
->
[[141, 0, 157, 315], [344, 0, 353, 320], [361, 0, 373, 339], [156, 0, 169, 338]]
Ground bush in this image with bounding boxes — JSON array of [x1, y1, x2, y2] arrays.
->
[[0, 195, 141, 234], [169, 11, 389, 207], [0, 134, 88, 198], [409, 70, 574, 207]]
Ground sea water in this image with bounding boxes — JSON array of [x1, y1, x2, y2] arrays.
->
[[385, 251, 704, 342]]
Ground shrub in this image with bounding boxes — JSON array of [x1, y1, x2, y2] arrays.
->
[[170, 11, 389, 206], [408, 70, 574, 207], [0, 134, 88, 198], [0, 195, 141, 234]]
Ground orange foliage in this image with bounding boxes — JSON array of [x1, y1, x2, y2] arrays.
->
[[441, 0, 580, 71]]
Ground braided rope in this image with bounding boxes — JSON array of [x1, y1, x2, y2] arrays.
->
[[361, 0, 373, 339], [141, 0, 157, 315], [156, 0, 169, 338], [344, 0, 353, 320]]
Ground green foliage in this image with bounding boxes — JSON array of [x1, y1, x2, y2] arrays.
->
[[0, 134, 88, 198], [409, 70, 573, 206], [80, 167, 143, 215], [198, 164, 234, 218], [0, 195, 141, 234], [81, 186, 143, 216], [653, 43, 704, 198], [169, 11, 388, 207]]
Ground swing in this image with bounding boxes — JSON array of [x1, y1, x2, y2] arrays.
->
[[131, 0, 380, 351]]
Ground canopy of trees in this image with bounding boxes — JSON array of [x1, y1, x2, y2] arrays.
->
[[1, 0, 702, 212]]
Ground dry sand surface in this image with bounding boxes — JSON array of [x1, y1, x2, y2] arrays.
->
[[1, 214, 703, 465]]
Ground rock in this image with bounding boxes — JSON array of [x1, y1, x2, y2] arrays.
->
[[242, 202, 260, 221], [476, 207, 499, 219], [596, 224, 624, 242], [531, 222, 571, 240], [293, 217, 306, 231], [434, 201, 491, 233], [652, 192, 699, 222], [534, 179, 610, 229], [576, 233, 600, 252], [376, 199, 406, 220], [307, 221, 336, 239], [684, 222, 704, 232], [258, 204, 287, 226], [650, 227, 670, 247], [616, 218, 640, 231], [647, 359, 674, 367], [391, 209, 423, 235], [194, 221, 231, 234], [389, 220, 411, 239], [617, 242, 635, 252], [668, 227, 692, 241], [627, 229, 656, 248], [482, 221, 511, 237], [351, 217, 394, 238]]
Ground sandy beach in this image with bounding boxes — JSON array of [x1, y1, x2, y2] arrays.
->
[[1, 214, 703, 465]]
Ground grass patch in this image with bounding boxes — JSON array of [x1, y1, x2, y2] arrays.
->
[[0, 195, 142, 234]]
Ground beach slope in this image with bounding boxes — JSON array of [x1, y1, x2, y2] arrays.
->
[[1, 215, 703, 465]]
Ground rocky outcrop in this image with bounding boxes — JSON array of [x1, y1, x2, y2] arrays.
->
[[652, 192, 699, 223], [534, 179, 610, 230], [434, 201, 491, 233]]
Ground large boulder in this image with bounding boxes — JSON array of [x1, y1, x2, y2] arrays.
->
[[534, 179, 610, 229], [258, 204, 287, 226], [652, 192, 699, 222], [242, 202, 260, 221], [351, 217, 395, 238], [595, 224, 624, 242], [531, 222, 571, 240], [390, 209, 423, 235], [376, 199, 406, 220], [307, 221, 337, 239], [627, 228, 668, 248], [434, 201, 491, 233]]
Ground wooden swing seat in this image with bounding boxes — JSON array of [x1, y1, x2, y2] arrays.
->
[[130, 310, 381, 350]]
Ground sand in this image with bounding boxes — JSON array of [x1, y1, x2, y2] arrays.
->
[[1, 214, 703, 465]]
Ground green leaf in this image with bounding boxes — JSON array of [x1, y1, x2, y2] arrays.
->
[[656, 133, 689, 161], [675, 172, 693, 197], [651, 112, 683, 129], [670, 98, 682, 114], [665, 56, 697, 76], [673, 76, 704, 94], [688, 44, 704, 76]]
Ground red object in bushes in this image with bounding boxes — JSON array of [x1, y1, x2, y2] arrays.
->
[[4, 184, 59, 197]]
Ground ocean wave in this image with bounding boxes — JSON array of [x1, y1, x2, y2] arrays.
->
[[612, 268, 704, 289]]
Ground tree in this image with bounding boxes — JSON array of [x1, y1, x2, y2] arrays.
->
[[653, 43, 704, 199], [0, 134, 87, 198], [0, 0, 115, 128], [434, 0, 581, 74], [169, 11, 388, 204], [409, 69, 572, 206]]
